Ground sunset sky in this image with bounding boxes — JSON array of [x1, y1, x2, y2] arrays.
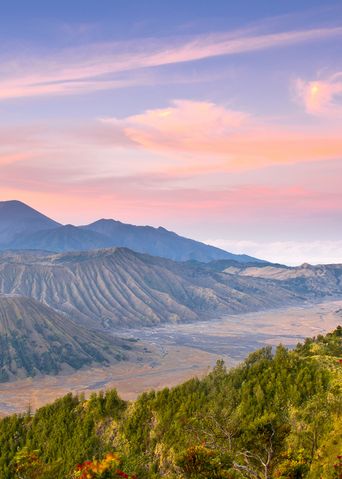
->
[[1, 0, 341, 264]]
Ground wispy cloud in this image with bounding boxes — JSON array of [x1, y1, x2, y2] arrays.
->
[[1, 25, 342, 100], [295, 71, 342, 117]]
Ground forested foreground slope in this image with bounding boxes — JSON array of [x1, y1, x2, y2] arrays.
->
[[0, 328, 341, 479]]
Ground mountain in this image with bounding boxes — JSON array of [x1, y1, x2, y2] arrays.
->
[[0, 200, 262, 263], [0, 200, 60, 247], [82, 218, 259, 263], [212, 261, 342, 296], [0, 294, 134, 381], [12, 224, 112, 252], [0, 248, 318, 329]]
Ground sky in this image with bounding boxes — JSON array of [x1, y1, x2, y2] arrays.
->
[[0, 0, 341, 265]]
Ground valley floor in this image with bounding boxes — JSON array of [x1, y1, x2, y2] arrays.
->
[[1, 298, 341, 416]]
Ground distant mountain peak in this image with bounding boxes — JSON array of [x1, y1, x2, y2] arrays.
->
[[0, 199, 59, 221], [0, 199, 26, 207], [0, 200, 61, 247]]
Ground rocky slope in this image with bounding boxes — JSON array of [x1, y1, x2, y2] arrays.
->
[[0, 248, 306, 329], [0, 294, 134, 381], [216, 262, 342, 296]]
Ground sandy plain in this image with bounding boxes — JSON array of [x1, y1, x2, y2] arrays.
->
[[0, 299, 341, 416]]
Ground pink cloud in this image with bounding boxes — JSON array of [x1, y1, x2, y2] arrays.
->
[[295, 72, 342, 117], [102, 99, 342, 170], [120, 100, 249, 155]]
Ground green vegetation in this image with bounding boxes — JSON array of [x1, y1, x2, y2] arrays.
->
[[0, 327, 340, 478]]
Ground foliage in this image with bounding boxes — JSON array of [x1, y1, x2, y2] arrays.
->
[[12, 447, 61, 479], [71, 453, 136, 479], [176, 444, 234, 478], [273, 448, 309, 478], [0, 327, 340, 479], [295, 325, 342, 357]]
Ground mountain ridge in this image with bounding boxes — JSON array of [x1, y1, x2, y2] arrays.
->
[[82, 218, 258, 263], [0, 200, 261, 263]]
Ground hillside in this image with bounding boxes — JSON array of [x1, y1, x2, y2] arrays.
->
[[0, 295, 135, 381], [0, 328, 340, 479], [0, 248, 303, 329], [0, 200, 261, 263]]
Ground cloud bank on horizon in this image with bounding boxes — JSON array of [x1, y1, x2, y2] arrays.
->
[[0, 0, 341, 264]]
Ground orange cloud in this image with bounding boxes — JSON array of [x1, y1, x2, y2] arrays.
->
[[102, 99, 342, 170], [121, 100, 249, 153], [295, 72, 342, 116]]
